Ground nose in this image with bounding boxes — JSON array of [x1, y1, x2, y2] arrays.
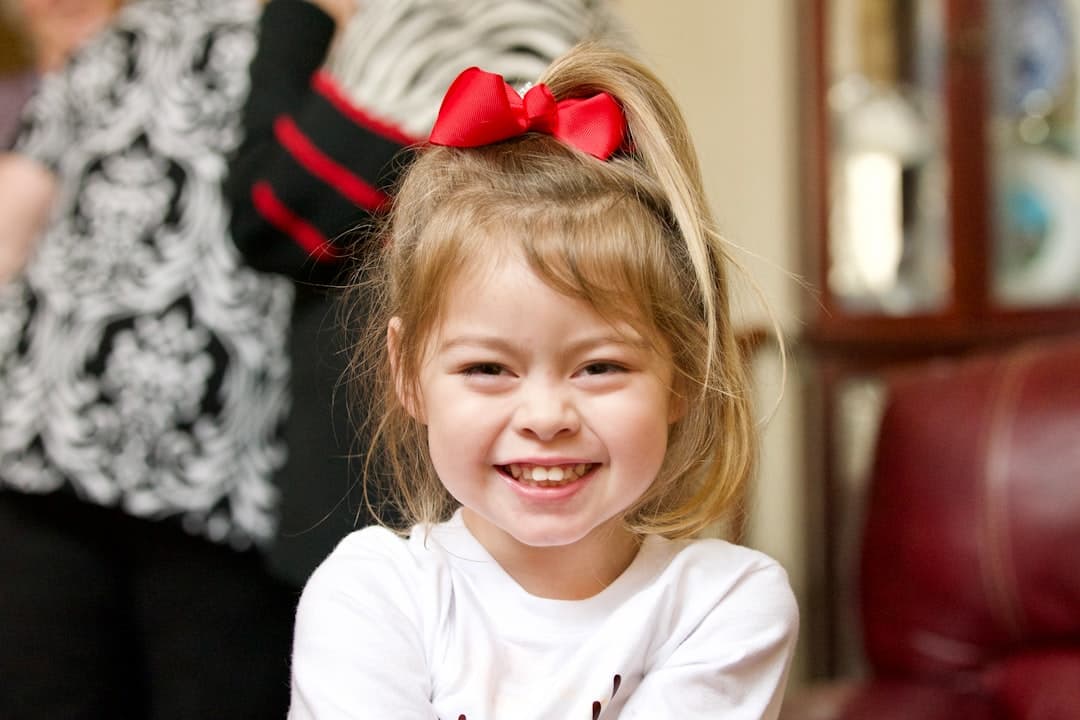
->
[[513, 377, 580, 442]]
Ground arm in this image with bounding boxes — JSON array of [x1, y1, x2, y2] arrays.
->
[[621, 562, 799, 720], [287, 530, 437, 719], [227, 0, 417, 283], [0, 152, 57, 283], [15, 0, 117, 73], [1, 11, 83, 282], [303, 0, 359, 29]]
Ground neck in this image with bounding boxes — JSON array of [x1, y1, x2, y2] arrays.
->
[[463, 512, 643, 601]]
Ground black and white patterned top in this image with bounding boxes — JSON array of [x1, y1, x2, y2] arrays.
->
[[0, 0, 292, 550]]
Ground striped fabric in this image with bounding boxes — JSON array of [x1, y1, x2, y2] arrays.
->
[[325, 0, 630, 136]]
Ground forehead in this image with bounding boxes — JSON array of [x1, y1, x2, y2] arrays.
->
[[433, 249, 654, 352], [439, 250, 597, 328]]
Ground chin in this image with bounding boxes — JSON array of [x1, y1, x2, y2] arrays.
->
[[507, 516, 619, 550], [510, 529, 589, 549]]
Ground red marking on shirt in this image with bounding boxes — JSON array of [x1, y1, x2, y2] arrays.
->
[[312, 71, 419, 147], [251, 181, 339, 262], [273, 115, 390, 211]]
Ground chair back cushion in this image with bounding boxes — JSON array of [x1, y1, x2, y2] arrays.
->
[[860, 336, 1080, 676]]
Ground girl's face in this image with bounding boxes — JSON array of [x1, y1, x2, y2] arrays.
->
[[402, 251, 680, 576]]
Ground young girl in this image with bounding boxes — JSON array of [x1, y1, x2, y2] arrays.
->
[[288, 42, 798, 719]]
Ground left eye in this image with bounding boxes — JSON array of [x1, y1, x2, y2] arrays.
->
[[580, 362, 625, 376]]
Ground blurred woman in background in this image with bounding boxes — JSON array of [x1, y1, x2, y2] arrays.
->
[[0, 1, 295, 716]]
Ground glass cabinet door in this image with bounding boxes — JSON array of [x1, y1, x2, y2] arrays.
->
[[801, 0, 1080, 681], [826, 0, 950, 315], [990, 0, 1080, 308]]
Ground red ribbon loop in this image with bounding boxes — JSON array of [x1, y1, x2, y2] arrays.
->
[[429, 67, 625, 160]]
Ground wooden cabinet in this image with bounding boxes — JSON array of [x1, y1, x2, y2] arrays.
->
[[798, 0, 1080, 677]]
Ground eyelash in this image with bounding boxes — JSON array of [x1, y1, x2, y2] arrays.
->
[[459, 361, 629, 378], [461, 363, 505, 376], [580, 362, 626, 376]]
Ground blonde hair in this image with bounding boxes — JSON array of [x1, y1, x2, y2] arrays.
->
[[348, 42, 755, 539]]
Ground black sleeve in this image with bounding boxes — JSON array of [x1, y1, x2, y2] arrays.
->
[[226, 0, 417, 283]]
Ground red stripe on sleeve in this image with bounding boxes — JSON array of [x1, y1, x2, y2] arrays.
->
[[251, 181, 340, 263], [312, 71, 419, 147], [274, 115, 391, 212]]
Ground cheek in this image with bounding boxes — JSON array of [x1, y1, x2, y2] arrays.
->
[[631, 420, 671, 475], [422, 385, 500, 476], [424, 417, 472, 503], [601, 392, 672, 474]]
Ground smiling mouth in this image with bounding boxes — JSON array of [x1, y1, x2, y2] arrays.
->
[[498, 463, 596, 487]]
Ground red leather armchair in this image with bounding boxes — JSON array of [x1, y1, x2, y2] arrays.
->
[[783, 336, 1080, 720]]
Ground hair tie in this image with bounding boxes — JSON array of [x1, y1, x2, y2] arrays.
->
[[428, 67, 625, 160]]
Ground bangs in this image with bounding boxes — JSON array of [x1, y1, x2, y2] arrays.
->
[[413, 186, 690, 355]]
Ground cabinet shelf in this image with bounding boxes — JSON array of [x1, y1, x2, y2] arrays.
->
[[798, 0, 1080, 678]]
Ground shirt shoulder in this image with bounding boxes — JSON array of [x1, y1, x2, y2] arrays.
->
[[647, 537, 799, 645], [294, 524, 443, 669], [290, 523, 446, 718], [302, 522, 457, 611], [307, 524, 422, 592], [599, 539, 798, 718], [668, 537, 796, 594]]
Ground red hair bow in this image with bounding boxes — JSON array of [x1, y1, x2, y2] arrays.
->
[[428, 67, 625, 160]]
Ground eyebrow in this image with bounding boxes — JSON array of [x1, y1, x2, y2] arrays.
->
[[436, 335, 516, 355], [436, 333, 650, 355]]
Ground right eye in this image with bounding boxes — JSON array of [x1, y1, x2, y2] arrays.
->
[[461, 363, 506, 376]]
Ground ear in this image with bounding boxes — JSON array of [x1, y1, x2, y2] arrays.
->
[[662, 368, 688, 424], [667, 390, 687, 425], [388, 317, 425, 423]]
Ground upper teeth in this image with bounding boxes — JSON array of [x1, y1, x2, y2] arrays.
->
[[508, 463, 591, 483]]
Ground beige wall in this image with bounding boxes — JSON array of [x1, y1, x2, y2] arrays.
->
[[618, 0, 809, 682]]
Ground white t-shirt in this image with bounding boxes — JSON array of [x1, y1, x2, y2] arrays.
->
[[289, 510, 798, 719]]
